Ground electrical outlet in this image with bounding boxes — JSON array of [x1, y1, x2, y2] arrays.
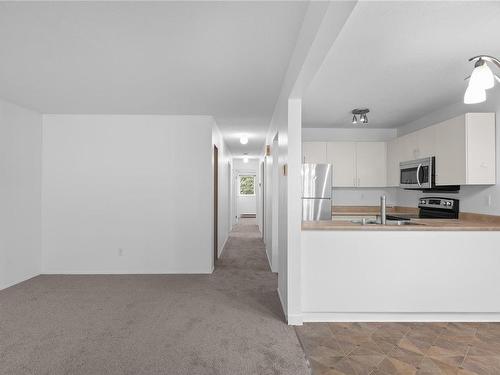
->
[[118, 248, 124, 256]]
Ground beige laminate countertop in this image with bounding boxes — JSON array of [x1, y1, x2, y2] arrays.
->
[[302, 218, 500, 231]]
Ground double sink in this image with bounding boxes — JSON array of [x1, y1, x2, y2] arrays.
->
[[351, 215, 422, 226]]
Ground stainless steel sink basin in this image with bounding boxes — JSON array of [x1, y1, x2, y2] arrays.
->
[[385, 219, 422, 226], [351, 218, 422, 226]]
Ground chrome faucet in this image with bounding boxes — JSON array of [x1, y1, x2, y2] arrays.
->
[[380, 195, 386, 225]]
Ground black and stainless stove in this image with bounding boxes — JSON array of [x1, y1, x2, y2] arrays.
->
[[418, 197, 459, 219]]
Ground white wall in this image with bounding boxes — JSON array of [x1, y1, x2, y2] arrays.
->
[[396, 91, 500, 214], [0, 99, 42, 290], [264, 1, 357, 324], [42, 115, 216, 274], [302, 128, 396, 142]]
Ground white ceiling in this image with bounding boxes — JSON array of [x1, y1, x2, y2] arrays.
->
[[0, 1, 308, 156], [303, 1, 500, 129]]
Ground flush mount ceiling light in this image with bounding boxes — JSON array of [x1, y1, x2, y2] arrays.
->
[[464, 55, 500, 104], [351, 108, 369, 125], [239, 135, 249, 145]]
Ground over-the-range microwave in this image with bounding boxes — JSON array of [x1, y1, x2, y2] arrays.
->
[[399, 156, 460, 192], [399, 157, 435, 189]]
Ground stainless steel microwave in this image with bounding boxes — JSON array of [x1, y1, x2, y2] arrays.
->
[[400, 157, 435, 189]]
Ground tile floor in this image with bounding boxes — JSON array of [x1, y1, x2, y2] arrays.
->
[[295, 322, 500, 375]]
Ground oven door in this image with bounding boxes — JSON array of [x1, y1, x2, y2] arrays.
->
[[400, 159, 432, 189]]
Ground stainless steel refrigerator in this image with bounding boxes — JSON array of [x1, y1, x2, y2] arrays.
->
[[301, 163, 332, 221]]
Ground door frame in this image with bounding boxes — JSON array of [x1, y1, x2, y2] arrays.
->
[[213, 145, 218, 262]]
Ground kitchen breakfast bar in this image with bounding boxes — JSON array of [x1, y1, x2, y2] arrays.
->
[[300, 209, 500, 322]]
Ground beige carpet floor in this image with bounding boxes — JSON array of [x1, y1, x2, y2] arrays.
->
[[0, 218, 310, 375]]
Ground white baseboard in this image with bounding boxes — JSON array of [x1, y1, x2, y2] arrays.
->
[[0, 273, 39, 291], [288, 314, 304, 326], [218, 235, 229, 258], [277, 287, 287, 320], [302, 312, 500, 322], [265, 247, 273, 271]]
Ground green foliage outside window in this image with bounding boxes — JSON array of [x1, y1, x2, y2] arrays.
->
[[239, 176, 255, 195]]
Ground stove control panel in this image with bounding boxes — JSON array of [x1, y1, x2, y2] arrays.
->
[[418, 197, 458, 210]]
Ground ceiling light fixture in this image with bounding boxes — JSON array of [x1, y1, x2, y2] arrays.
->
[[464, 55, 500, 104], [351, 108, 369, 125], [240, 135, 249, 145], [243, 153, 249, 163]]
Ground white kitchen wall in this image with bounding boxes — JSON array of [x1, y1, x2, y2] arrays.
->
[[42, 115, 219, 274], [302, 128, 397, 142], [302, 128, 398, 206], [0, 98, 42, 290], [396, 91, 500, 214]]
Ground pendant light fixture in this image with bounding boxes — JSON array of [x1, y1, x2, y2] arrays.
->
[[351, 108, 369, 125], [464, 55, 500, 104], [243, 153, 249, 163]]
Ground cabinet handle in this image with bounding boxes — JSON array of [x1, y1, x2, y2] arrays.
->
[[358, 177, 360, 186], [353, 177, 356, 186]]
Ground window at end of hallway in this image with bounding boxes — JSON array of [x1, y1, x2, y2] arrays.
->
[[239, 176, 255, 196]]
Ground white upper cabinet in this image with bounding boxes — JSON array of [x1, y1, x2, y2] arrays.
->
[[416, 125, 436, 159], [435, 113, 496, 185], [302, 141, 387, 187], [326, 142, 356, 187], [397, 132, 418, 163], [386, 137, 402, 187], [302, 142, 327, 164], [356, 142, 387, 187]]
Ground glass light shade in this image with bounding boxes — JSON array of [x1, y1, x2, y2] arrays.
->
[[240, 136, 249, 145], [470, 62, 495, 90], [352, 115, 357, 124], [464, 83, 486, 104], [243, 157, 249, 163]]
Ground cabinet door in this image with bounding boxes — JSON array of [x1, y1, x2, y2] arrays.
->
[[302, 142, 327, 164], [356, 142, 387, 187], [398, 132, 419, 162], [386, 138, 401, 187], [416, 126, 436, 159], [326, 142, 356, 187], [434, 116, 466, 185], [465, 113, 496, 184]]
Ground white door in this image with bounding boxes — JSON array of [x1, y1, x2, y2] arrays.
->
[[326, 142, 356, 187], [302, 142, 327, 164], [356, 142, 387, 187]]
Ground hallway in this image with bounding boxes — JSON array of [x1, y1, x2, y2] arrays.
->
[[0, 219, 310, 375]]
